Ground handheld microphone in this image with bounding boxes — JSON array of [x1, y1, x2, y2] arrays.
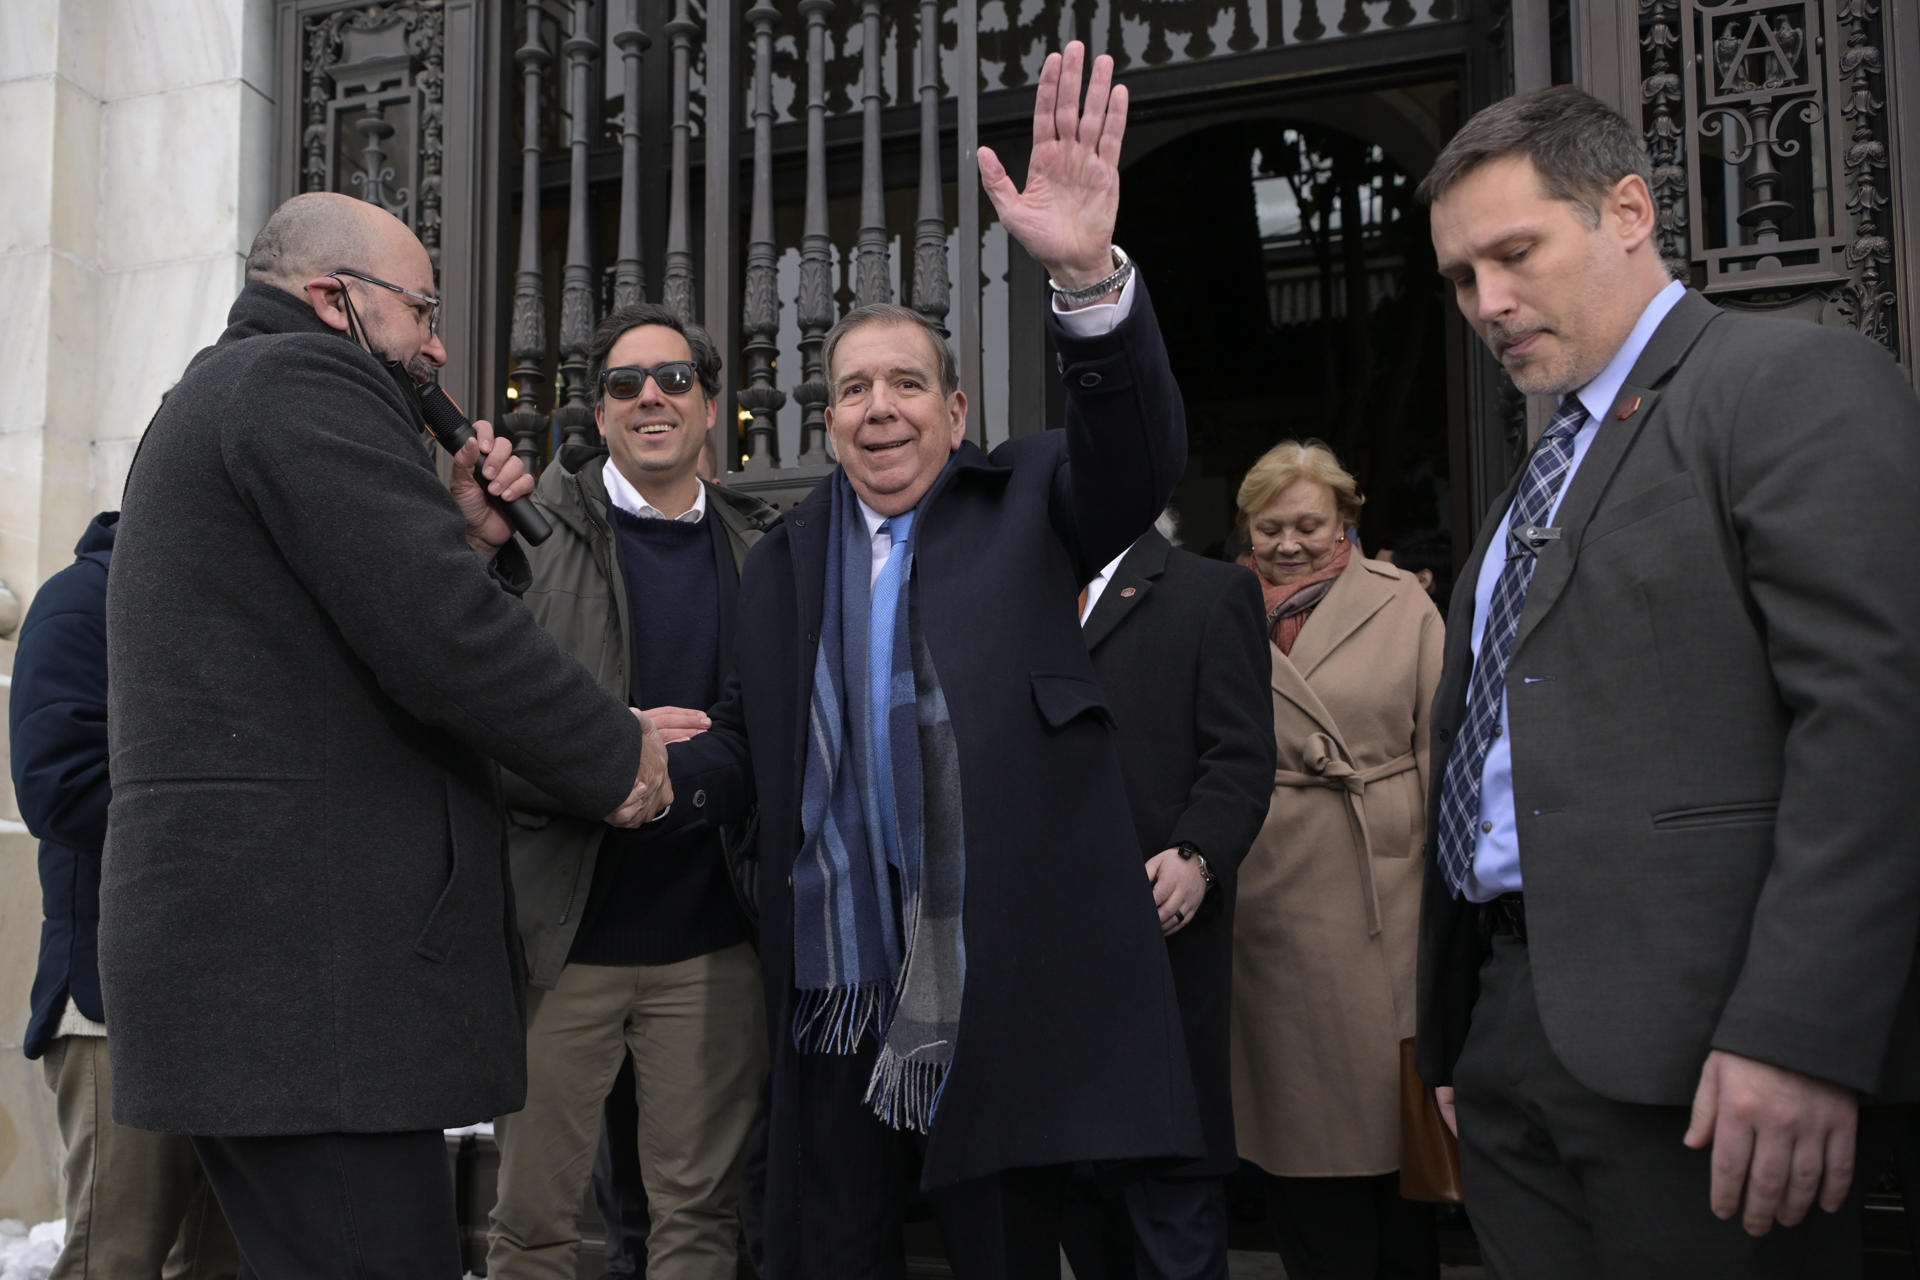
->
[[416, 383, 553, 546]]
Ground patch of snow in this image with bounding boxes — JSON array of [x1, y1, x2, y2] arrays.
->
[[0, 1218, 64, 1280]]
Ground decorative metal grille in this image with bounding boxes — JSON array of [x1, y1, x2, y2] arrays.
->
[[1640, 0, 1898, 352], [300, 0, 446, 276], [755, 0, 1466, 127]]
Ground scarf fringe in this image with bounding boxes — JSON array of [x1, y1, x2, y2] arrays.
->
[[791, 983, 891, 1055], [863, 1042, 950, 1134]]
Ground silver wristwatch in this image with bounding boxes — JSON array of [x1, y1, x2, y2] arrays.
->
[[1048, 245, 1133, 307]]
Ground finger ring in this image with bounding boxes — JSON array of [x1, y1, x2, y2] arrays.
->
[[1173, 908, 1184, 923]]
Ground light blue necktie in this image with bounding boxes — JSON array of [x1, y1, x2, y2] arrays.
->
[[1435, 398, 1587, 898], [869, 512, 914, 868]]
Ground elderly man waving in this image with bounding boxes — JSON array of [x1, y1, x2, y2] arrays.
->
[[670, 42, 1198, 1280]]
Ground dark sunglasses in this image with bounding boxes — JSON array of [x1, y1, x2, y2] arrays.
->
[[601, 362, 700, 398]]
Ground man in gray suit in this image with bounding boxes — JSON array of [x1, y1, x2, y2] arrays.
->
[[1414, 86, 1920, 1277]]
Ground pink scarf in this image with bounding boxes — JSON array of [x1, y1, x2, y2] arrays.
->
[[1249, 540, 1351, 655]]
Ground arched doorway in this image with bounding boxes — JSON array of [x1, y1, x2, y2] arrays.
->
[[1116, 112, 1454, 591]]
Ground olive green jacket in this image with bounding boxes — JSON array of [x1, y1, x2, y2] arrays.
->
[[505, 443, 775, 988]]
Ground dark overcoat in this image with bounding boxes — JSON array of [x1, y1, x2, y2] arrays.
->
[[1416, 291, 1920, 1105], [11, 512, 117, 1060], [101, 283, 645, 1135], [672, 284, 1205, 1193], [1082, 530, 1275, 1175]]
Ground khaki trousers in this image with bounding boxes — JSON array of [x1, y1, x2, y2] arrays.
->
[[42, 1035, 241, 1280], [488, 942, 767, 1280]]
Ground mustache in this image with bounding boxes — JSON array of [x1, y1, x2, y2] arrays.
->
[[1484, 324, 1544, 353]]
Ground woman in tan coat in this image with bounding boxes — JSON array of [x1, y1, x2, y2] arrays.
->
[[1229, 440, 1444, 1280]]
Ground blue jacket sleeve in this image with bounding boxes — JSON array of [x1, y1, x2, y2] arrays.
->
[[9, 561, 112, 854]]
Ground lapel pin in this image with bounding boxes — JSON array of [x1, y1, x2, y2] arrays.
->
[[1615, 395, 1642, 420], [1120, 587, 1137, 598]]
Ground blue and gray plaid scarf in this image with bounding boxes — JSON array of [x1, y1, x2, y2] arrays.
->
[[792, 473, 967, 1132]]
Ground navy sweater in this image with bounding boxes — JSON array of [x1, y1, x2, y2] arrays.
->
[[568, 507, 745, 965]]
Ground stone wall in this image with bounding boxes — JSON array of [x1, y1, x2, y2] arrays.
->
[[0, 0, 275, 1222]]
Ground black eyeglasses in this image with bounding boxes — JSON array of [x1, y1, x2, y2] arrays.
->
[[331, 268, 440, 334], [601, 362, 700, 398]]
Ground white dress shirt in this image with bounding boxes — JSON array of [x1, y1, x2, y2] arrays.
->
[[604, 464, 707, 523], [1462, 279, 1686, 902], [1078, 546, 1129, 625]]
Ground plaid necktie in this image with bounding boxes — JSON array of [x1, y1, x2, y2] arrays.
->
[[1435, 397, 1589, 897]]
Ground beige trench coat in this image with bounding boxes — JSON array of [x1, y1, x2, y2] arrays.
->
[[1231, 554, 1444, 1177]]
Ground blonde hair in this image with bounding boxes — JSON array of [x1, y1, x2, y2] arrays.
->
[[1236, 439, 1365, 526]]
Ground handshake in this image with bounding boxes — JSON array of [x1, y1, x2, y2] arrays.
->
[[602, 707, 679, 828]]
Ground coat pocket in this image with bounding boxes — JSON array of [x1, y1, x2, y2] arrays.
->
[[1029, 671, 1117, 732], [1581, 472, 1698, 547], [414, 781, 475, 964], [1650, 800, 1778, 830]]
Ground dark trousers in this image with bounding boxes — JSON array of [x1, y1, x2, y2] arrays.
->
[[1260, 1171, 1437, 1280], [190, 1130, 461, 1279], [1455, 934, 1891, 1280], [761, 1046, 1068, 1280], [1059, 1168, 1228, 1280]]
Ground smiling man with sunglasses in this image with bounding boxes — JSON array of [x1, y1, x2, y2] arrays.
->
[[487, 304, 777, 1280], [100, 191, 671, 1279]]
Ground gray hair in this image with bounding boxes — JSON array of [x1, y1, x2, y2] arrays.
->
[[823, 304, 960, 398], [1415, 85, 1653, 226]]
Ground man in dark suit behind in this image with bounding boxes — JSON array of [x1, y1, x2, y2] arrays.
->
[[1060, 520, 1274, 1279], [669, 43, 1204, 1279], [1415, 87, 1920, 1277]]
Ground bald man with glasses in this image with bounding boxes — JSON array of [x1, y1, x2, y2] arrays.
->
[[101, 192, 671, 1278]]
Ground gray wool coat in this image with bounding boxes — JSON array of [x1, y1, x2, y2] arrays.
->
[[100, 282, 645, 1136]]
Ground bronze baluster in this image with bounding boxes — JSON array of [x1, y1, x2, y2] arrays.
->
[[739, 4, 787, 469], [912, 0, 951, 335], [662, 0, 697, 324], [505, 0, 551, 471], [854, 0, 892, 305], [611, 0, 650, 311], [555, 0, 600, 450], [793, 0, 835, 462]]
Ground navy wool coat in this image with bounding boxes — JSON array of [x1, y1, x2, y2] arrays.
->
[[673, 284, 1204, 1192], [101, 283, 645, 1135], [11, 511, 118, 1060]]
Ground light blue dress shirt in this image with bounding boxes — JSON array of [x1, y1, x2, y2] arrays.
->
[[1462, 279, 1686, 902]]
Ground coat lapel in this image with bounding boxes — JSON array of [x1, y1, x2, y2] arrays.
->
[[1512, 290, 1719, 653], [1267, 558, 1391, 748], [1083, 531, 1168, 651], [1287, 553, 1394, 680], [783, 479, 834, 761]]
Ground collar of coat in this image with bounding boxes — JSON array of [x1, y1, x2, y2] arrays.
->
[[536, 445, 778, 549], [1277, 553, 1406, 681]]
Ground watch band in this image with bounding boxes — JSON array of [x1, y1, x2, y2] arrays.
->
[[1048, 245, 1132, 307], [1174, 840, 1215, 893]]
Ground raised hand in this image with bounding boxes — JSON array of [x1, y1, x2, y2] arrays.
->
[[450, 417, 534, 557], [978, 41, 1128, 290]]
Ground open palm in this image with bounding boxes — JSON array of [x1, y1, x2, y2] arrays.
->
[[979, 42, 1128, 288]]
